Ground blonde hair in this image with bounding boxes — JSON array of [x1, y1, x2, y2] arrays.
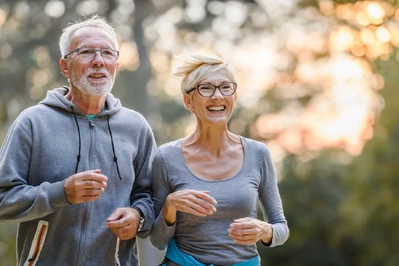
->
[[59, 15, 118, 58], [172, 51, 236, 94]]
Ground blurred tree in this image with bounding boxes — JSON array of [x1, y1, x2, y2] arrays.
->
[[338, 54, 399, 266], [258, 53, 399, 266], [259, 153, 357, 266]]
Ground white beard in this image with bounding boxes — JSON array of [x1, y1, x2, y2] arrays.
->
[[70, 68, 115, 96]]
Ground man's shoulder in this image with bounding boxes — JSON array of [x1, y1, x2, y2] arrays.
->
[[118, 107, 146, 119], [17, 104, 50, 121]]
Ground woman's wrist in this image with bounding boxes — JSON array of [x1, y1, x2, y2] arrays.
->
[[162, 197, 177, 226], [260, 222, 273, 245]]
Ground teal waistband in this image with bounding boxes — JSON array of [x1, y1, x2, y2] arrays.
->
[[165, 238, 260, 266]]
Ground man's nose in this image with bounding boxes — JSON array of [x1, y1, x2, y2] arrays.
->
[[91, 51, 104, 66]]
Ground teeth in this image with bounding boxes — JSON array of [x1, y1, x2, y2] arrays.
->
[[90, 74, 104, 78], [208, 106, 225, 111]]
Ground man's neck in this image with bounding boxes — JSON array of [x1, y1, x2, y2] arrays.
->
[[65, 89, 107, 115]]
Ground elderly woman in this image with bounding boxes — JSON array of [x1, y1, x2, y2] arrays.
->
[[150, 51, 289, 265]]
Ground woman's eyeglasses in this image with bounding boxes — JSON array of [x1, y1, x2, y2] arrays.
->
[[186, 82, 237, 97]]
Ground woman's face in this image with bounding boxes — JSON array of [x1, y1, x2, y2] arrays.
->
[[184, 70, 237, 127]]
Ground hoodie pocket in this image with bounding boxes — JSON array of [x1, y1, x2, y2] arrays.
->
[[24, 220, 49, 266]]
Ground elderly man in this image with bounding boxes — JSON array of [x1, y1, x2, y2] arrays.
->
[[0, 15, 156, 266]]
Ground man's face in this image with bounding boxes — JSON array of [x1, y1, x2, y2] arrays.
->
[[63, 27, 119, 96]]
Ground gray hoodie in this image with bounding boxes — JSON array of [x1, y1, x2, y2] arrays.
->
[[0, 87, 156, 266]]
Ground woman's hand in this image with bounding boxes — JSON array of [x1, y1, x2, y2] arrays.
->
[[162, 189, 217, 225], [228, 217, 273, 245]]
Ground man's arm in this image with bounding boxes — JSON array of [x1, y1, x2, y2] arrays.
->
[[129, 123, 157, 238], [0, 121, 69, 222]]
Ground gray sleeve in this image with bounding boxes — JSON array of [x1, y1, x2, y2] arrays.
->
[[0, 121, 68, 223], [258, 144, 290, 247], [149, 149, 176, 250], [130, 122, 157, 238]]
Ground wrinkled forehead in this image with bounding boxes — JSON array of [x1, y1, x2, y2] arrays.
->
[[70, 26, 117, 50]]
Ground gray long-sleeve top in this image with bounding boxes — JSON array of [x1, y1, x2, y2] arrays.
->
[[150, 137, 289, 265]]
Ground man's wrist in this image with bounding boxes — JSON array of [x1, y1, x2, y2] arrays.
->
[[132, 206, 145, 231]]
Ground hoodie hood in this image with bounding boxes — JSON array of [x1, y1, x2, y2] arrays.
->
[[39, 87, 122, 116]]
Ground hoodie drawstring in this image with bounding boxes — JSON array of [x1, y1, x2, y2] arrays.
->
[[71, 107, 81, 174], [71, 107, 122, 180], [107, 115, 122, 180]]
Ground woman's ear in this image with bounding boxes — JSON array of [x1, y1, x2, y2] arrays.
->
[[183, 93, 194, 113]]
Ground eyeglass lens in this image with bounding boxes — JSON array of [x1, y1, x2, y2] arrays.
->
[[77, 48, 118, 62], [197, 83, 236, 97]]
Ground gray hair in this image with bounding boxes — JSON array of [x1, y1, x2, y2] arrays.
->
[[59, 15, 118, 58], [172, 51, 236, 94]]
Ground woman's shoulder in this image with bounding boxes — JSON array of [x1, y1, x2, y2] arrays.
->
[[241, 136, 270, 153], [154, 139, 182, 166], [158, 139, 182, 153]]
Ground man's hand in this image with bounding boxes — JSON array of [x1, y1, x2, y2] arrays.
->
[[64, 169, 108, 204], [106, 207, 141, 240]]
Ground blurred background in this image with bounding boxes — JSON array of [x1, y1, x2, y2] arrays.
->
[[1, 0, 398, 265]]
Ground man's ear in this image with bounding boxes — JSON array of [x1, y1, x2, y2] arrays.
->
[[183, 93, 194, 113], [59, 58, 70, 79]]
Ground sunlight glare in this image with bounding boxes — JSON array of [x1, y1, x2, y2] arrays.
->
[[0, 8, 6, 26], [336, 4, 356, 21], [365, 2, 385, 24], [388, 25, 399, 47], [15, 2, 30, 20], [360, 28, 375, 44], [375, 26, 391, 43], [117, 0, 135, 16], [224, 1, 247, 26], [351, 42, 366, 57], [117, 42, 139, 71], [45, 1, 65, 18], [185, 3, 206, 23], [77, 0, 99, 15], [356, 10, 371, 26], [253, 52, 378, 156], [31, 69, 50, 87], [32, 46, 51, 67], [330, 26, 354, 52], [319, 1, 334, 17]]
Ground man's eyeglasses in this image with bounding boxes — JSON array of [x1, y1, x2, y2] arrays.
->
[[186, 82, 237, 97], [64, 47, 119, 63]]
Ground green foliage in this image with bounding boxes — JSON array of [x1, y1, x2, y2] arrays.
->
[[340, 55, 399, 266], [257, 53, 399, 266], [259, 153, 358, 266], [0, 223, 17, 266]]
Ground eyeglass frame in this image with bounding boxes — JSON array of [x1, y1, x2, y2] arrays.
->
[[63, 47, 120, 62], [186, 82, 237, 97]]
